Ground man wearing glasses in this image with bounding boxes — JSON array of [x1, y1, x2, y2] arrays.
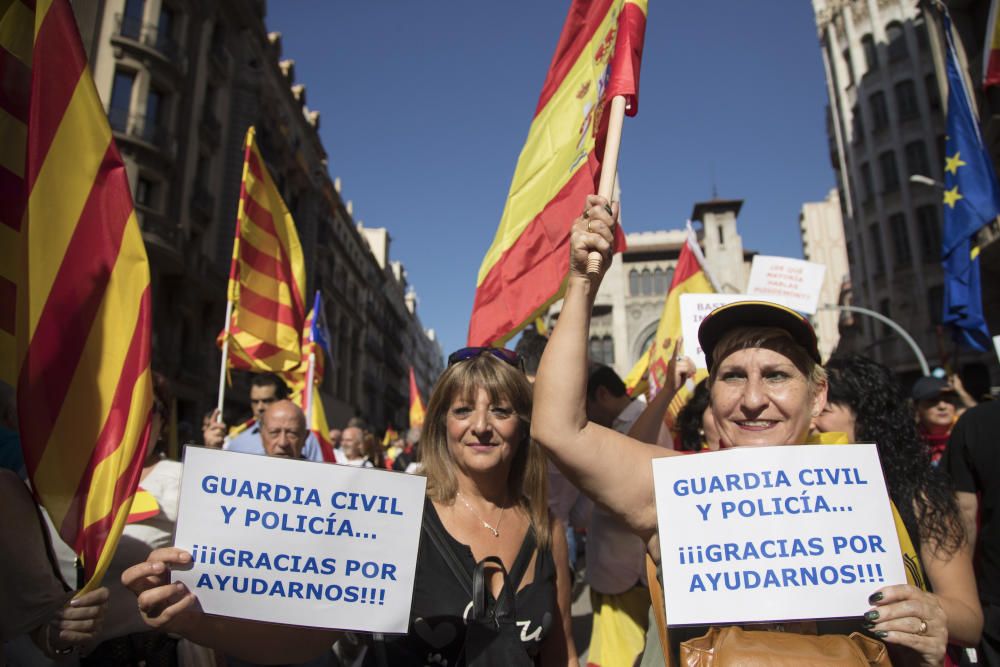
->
[[202, 373, 324, 461]]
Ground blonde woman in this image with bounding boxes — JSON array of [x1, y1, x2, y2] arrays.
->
[[123, 350, 575, 666]]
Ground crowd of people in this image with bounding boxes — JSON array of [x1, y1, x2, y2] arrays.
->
[[2, 194, 997, 667]]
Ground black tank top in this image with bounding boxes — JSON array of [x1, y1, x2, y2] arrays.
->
[[366, 499, 557, 665]]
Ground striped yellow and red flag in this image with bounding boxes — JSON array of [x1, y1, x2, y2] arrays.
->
[[4, 0, 153, 591], [468, 0, 648, 346], [220, 126, 306, 373], [408, 367, 426, 428]]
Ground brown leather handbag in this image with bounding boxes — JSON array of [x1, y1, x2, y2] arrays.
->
[[679, 625, 892, 667]]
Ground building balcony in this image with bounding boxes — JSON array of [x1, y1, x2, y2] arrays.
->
[[108, 108, 175, 161], [111, 14, 183, 75]]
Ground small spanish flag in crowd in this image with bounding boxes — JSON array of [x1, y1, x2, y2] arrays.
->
[[409, 367, 426, 428]]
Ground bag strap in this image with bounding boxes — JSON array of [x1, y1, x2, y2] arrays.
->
[[421, 500, 473, 598], [646, 553, 672, 667], [473, 555, 517, 623], [506, 525, 537, 590]]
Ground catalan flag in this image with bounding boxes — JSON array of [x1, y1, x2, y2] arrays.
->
[[940, 9, 1000, 351], [409, 366, 426, 428], [468, 0, 648, 346], [220, 126, 307, 373], [4, 0, 153, 591], [282, 294, 335, 462]]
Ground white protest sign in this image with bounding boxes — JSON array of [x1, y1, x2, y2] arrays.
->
[[652, 444, 906, 626], [173, 447, 426, 633], [746, 255, 826, 315], [680, 293, 748, 368]]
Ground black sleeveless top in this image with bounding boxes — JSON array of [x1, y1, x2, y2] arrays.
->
[[365, 499, 557, 665]]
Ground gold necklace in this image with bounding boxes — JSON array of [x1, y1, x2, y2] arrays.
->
[[456, 491, 506, 538]]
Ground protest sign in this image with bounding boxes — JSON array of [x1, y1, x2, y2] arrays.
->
[[746, 255, 826, 315], [680, 293, 748, 368], [652, 444, 906, 626], [173, 447, 426, 633]]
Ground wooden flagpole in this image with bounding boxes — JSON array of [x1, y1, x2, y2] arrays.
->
[[587, 94, 628, 276]]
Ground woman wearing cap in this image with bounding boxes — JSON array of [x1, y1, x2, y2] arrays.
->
[[121, 348, 577, 666], [531, 195, 949, 666], [815, 355, 982, 650]]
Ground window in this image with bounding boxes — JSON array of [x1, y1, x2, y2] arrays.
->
[[879, 151, 899, 193], [862, 34, 878, 70], [879, 299, 891, 336], [157, 5, 176, 55], [917, 205, 941, 260], [640, 269, 652, 296], [846, 240, 854, 267], [629, 269, 639, 296], [108, 70, 135, 131], [653, 268, 666, 295], [870, 92, 888, 131], [121, 0, 144, 39], [589, 336, 614, 365], [842, 48, 855, 86], [895, 80, 919, 122], [915, 16, 929, 50], [860, 163, 874, 203], [889, 213, 911, 266], [851, 105, 864, 144], [718, 225, 725, 245], [928, 285, 944, 324], [135, 176, 156, 208], [905, 141, 930, 180], [925, 74, 941, 111], [602, 336, 614, 365], [664, 266, 674, 289], [589, 337, 603, 362], [886, 22, 907, 62], [869, 224, 885, 276]]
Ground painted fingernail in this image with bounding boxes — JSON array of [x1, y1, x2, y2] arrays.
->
[[874, 630, 888, 639], [864, 610, 880, 622], [868, 592, 883, 604], [862, 620, 875, 629]]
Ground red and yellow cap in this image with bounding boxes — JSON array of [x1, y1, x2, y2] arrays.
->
[[698, 300, 821, 371]]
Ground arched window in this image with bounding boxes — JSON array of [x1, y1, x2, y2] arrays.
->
[[629, 269, 640, 296], [664, 266, 675, 289], [640, 269, 652, 295], [602, 336, 614, 364], [653, 268, 665, 294]]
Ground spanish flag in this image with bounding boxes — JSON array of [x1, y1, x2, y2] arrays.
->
[[409, 367, 426, 428], [4, 0, 153, 591], [625, 223, 714, 402], [220, 126, 307, 373], [468, 0, 648, 346]]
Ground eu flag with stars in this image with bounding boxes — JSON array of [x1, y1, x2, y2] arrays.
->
[[940, 11, 1000, 351]]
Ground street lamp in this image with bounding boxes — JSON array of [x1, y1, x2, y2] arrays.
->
[[818, 303, 931, 376], [909, 174, 943, 189]]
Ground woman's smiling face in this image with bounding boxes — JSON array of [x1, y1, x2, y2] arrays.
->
[[445, 387, 523, 478], [709, 346, 825, 448]]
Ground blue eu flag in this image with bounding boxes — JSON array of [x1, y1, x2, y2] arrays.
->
[[940, 12, 1000, 351], [310, 290, 331, 354]]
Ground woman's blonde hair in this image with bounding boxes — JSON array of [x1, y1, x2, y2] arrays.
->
[[708, 326, 827, 393], [420, 353, 551, 548]]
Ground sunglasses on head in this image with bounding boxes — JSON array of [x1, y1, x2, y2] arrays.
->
[[447, 347, 523, 371]]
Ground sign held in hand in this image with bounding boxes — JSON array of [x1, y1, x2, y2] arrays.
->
[[745, 255, 826, 315], [172, 447, 426, 633], [652, 444, 906, 626]]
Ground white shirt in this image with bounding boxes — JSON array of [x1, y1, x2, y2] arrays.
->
[[586, 397, 654, 595]]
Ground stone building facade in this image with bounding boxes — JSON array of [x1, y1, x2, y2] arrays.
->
[[71, 0, 442, 435], [813, 0, 997, 391], [800, 189, 850, 361]]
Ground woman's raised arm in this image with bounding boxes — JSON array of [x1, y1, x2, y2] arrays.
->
[[531, 195, 678, 545]]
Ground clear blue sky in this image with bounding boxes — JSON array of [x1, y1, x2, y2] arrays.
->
[[266, 2, 836, 358]]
